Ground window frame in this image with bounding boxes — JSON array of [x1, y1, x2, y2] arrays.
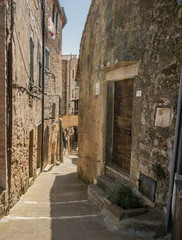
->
[[56, 13, 59, 33], [30, 36, 34, 85], [45, 47, 50, 72], [38, 60, 42, 89], [52, 4, 56, 26]]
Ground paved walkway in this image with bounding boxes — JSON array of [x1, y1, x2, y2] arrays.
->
[[0, 156, 158, 240]]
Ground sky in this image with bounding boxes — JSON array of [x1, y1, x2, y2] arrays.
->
[[59, 0, 91, 56]]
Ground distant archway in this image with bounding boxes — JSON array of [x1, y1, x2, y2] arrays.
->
[[61, 115, 78, 130]]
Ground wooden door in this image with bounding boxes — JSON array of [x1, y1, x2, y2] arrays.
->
[[112, 79, 133, 173]]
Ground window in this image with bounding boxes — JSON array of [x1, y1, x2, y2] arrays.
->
[[75, 101, 79, 112], [52, 103, 56, 121], [38, 61, 42, 89], [52, 5, 56, 26], [30, 36, 34, 84], [56, 13, 59, 33], [45, 47, 50, 71]]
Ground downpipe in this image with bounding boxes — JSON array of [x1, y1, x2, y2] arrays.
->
[[166, 68, 182, 231], [41, 0, 45, 171]]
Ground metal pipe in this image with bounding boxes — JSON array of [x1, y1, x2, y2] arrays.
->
[[41, 0, 45, 172], [177, 122, 182, 174], [166, 68, 182, 231]]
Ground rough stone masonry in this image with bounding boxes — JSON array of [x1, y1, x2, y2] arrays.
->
[[78, 0, 182, 209]]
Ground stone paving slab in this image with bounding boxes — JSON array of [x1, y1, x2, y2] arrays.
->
[[0, 156, 154, 240]]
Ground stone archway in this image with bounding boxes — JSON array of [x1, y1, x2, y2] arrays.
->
[[61, 115, 78, 130]]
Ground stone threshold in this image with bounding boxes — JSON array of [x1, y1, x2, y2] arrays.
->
[[106, 165, 130, 186]]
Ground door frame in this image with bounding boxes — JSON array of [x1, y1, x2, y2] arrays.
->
[[104, 61, 140, 175]]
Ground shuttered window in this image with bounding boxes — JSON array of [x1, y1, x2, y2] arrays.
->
[[38, 61, 42, 89], [52, 103, 56, 121], [52, 5, 56, 26], [30, 36, 34, 84], [45, 47, 50, 71], [56, 13, 59, 33]]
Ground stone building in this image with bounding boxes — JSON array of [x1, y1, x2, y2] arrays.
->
[[61, 55, 79, 155], [62, 55, 79, 115], [78, 0, 182, 219], [0, 0, 66, 215]]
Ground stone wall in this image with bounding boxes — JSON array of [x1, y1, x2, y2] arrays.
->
[[78, 0, 182, 207], [6, 0, 65, 207], [0, 0, 7, 192], [0, 0, 8, 215], [62, 55, 78, 115]]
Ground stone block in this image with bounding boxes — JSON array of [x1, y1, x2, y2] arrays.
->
[[155, 108, 171, 128]]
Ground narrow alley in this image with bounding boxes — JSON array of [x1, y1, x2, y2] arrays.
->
[[1, 0, 182, 239], [0, 156, 152, 240]]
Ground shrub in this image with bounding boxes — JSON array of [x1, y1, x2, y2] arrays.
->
[[152, 163, 166, 180], [106, 182, 142, 210]]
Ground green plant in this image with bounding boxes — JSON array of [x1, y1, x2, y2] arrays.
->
[[106, 182, 142, 210], [152, 163, 166, 180]]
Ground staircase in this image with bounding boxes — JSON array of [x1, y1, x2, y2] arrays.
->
[[88, 166, 129, 210], [87, 166, 169, 239], [88, 165, 130, 209], [70, 142, 78, 155]]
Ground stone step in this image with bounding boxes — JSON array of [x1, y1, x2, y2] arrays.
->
[[71, 149, 77, 152], [43, 164, 53, 172], [88, 173, 131, 211], [106, 165, 130, 187], [97, 174, 115, 192], [70, 151, 78, 155], [87, 184, 105, 210]]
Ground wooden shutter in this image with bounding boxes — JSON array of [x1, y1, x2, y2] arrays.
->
[[45, 47, 50, 71], [39, 61, 42, 89], [56, 13, 59, 33], [52, 103, 56, 121], [53, 5, 56, 26], [30, 37, 34, 84]]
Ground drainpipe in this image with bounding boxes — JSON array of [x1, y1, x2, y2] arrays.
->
[[69, 54, 72, 114], [7, 0, 14, 206], [59, 119, 62, 161], [41, 0, 45, 172], [166, 68, 182, 231]]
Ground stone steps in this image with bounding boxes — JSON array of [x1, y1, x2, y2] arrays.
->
[[88, 174, 115, 211], [87, 170, 169, 239], [97, 174, 115, 191], [87, 184, 105, 210], [106, 165, 130, 187], [88, 172, 149, 219], [70, 142, 78, 155]]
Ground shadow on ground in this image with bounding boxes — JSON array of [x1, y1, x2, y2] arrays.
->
[[49, 172, 122, 240]]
